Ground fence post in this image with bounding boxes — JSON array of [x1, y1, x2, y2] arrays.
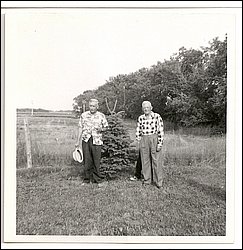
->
[[23, 118, 32, 168]]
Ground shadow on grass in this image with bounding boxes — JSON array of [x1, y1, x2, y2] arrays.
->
[[16, 162, 84, 180], [119, 164, 136, 178], [100, 164, 136, 182], [16, 162, 136, 184], [185, 178, 226, 201], [65, 162, 84, 179], [17, 165, 66, 179]]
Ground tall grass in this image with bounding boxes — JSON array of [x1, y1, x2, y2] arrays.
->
[[17, 116, 226, 169], [16, 116, 79, 169], [124, 118, 225, 167], [163, 133, 225, 167]]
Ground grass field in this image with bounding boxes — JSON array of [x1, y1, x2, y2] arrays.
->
[[16, 114, 226, 236]]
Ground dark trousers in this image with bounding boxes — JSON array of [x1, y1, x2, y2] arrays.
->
[[135, 151, 142, 179], [82, 137, 103, 183]]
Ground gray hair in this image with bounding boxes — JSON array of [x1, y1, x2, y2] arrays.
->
[[142, 101, 152, 108], [89, 99, 99, 105]]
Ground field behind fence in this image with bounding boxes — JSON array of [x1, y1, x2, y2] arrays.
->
[[17, 113, 226, 170], [17, 113, 78, 168]]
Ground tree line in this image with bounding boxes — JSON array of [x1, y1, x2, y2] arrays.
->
[[73, 36, 227, 132]]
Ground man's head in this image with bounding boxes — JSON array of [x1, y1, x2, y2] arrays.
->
[[89, 99, 99, 114], [142, 101, 153, 115]]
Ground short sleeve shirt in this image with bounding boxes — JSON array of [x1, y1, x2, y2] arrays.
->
[[79, 111, 108, 145]]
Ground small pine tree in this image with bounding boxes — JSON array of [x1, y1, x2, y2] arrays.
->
[[100, 114, 132, 178]]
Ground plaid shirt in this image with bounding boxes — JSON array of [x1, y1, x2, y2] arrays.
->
[[79, 111, 108, 145], [136, 111, 164, 147]]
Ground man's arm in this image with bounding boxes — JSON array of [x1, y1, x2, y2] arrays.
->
[[135, 117, 142, 149], [136, 117, 142, 140], [97, 114, 109, 133], [75, 116, 83, 147], [157, 115, 164, 151]]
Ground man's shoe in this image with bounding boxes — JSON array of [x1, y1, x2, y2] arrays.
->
[[81, 179, 91, 185], [130, 176, 138, 181], [142, 181, 150, 187]]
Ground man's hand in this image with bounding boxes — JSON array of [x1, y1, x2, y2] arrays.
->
[[97, 126, 109, 133], [156, 145, 162, 152], [75, 142, 80, 148], [96, 128, 104, 133]]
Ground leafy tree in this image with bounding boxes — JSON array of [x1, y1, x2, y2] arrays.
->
[[73, 35, 227, 132], [203, 36, 227, 129]]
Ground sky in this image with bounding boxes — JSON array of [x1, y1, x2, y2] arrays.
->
[[4, 8, 235, 111]]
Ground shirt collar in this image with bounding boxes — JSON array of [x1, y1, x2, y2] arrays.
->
[[142, 111, 155, 119], [88, 111, 98, 116]]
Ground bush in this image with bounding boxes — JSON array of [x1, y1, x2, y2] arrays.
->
[[101, 114, 132, 177]]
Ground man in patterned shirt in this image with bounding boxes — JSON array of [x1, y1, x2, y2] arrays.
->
[[136, 101, 164, 188], [75, 99, 108, 184]]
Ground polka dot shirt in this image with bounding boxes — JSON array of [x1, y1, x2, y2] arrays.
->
[[136, 111, 164, 147]]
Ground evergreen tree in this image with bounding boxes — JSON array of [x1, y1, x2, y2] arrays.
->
[[100, 114, 132, 178]]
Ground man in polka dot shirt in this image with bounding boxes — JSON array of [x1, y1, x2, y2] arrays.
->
[[136, 101, 164, 188]]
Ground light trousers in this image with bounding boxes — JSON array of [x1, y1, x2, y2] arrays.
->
[[139, 134, 163, 187]]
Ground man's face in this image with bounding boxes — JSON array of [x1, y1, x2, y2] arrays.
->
[[89, 102, 98, 114], [142, 103, 152, 115]]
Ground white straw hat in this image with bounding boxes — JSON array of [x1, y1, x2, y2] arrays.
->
[[73, 147, 83, 163]]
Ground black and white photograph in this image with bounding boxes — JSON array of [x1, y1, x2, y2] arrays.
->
[[2, 1, 242, 249]]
